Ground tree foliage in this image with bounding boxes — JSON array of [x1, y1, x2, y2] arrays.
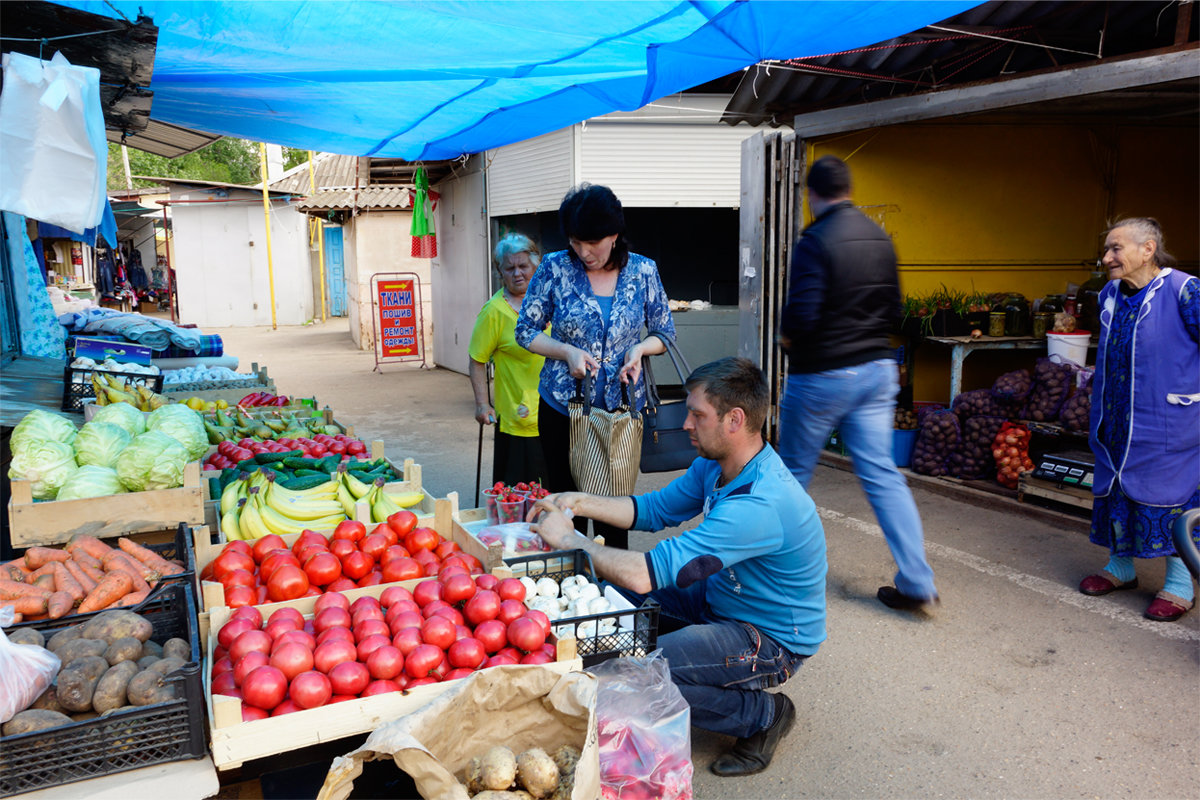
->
[[107, 138, 311, 190]]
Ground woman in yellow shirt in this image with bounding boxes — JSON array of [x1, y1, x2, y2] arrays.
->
[[469, 233, 548, 485]]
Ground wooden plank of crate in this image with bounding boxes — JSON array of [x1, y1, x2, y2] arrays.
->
[[450, 495, 505, 572], [1018, 473, 1093, 510], [7, 461, 205, 547]]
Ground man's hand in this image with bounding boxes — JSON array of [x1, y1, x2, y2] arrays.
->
[[530, 498, 585, 551]]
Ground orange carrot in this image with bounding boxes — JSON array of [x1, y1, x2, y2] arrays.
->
[[102, 554, 153, 593], [77, 571, 134, 613], [114, 590, 149, 608], [0, 578, 51, 600], [63, 559, 98, 595], [0, 565, 24, 582], [102, 550, 158, 584], [28, 563, 58, 581], [2, 558, 32, 575], [23, 547, 70, 570], [66, 535, 114, 563], [47, 590, 74, 619], [0, 596, 49, 616], [33, 574, 57, 592], [69, 548, 103, 571], [77, 560, 107, 586], [118, 538, 184, 576], [52, 562, 84, 603]]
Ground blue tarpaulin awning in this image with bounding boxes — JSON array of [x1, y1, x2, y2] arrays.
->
[[59, 1, 978, 160]]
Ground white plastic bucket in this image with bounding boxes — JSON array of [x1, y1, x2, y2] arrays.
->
[[1046, 331, 1090, 367]]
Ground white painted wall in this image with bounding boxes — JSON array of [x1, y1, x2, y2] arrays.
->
[[171, 187, 313, 327], [432, 162, 488, 373]]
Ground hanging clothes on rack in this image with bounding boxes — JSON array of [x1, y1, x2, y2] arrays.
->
[[127, 246, 148, 289]]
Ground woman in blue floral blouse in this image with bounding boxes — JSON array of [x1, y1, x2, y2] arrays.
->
[[515, 184, 676, 548]]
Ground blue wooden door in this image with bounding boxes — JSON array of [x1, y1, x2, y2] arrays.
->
[[323, 226, 347, 317]]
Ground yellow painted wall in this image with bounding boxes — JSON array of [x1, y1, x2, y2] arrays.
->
[[810, 121, 1198, 402]]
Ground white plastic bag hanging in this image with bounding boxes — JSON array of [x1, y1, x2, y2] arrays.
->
[[0, 51, 108, 233], [0, 607, 61, 724]]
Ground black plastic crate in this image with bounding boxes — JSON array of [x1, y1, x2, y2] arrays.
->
[[506, 550, 659, 667], [8, 523, 198, 632], [61, 365, 165, 412], [0, 582, 206, 796]]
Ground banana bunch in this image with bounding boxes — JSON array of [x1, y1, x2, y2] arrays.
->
[[336, 468, 423, 523], [219, 469, 347, 540], [90, 373, 170, 411]]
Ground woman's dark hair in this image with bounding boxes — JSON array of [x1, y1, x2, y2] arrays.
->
[[559, 183, 630, 270]]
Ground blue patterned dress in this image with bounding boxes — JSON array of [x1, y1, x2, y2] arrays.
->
[[1089, 278, 1200, 556]]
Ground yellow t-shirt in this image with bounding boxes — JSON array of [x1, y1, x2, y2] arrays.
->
[[468, 291, 546, 437]]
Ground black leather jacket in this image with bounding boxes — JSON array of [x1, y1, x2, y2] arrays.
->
[[781, 201, 901, 374]]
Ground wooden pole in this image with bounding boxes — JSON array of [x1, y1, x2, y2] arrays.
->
[[258, 143, 278, 330], [309, 151, 328, 321]]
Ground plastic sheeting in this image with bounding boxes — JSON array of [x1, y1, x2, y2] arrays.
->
[[60, 1, 977, 159]]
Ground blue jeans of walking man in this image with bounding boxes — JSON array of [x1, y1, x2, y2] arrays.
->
[[778, 359, 937, 600]]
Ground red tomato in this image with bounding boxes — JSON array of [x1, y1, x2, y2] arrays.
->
[[357, 570, 384, 588], [362, 679, 402, 696], [410, 548, 438, 568], [267, 564, 310, 602], [326, 577, 357, 593], [391, 626, 423, 656], [380, 545, 411, 565], [303, 551, 342, 586], [292, 530, 329, 556], [412, 579, 442, 608], [447, 637, 486, 670], [405, 644, 444, 679], [328, 660, 371, 695], [313, 591, 351, 615], [340, 550, 374, 581], [404, 527, 439, 553], [332, 520, 366, 543], [474, 573, 499, 592], [388, 610, 424, 635], [241, 705, 267, 722], [313, 638, 358, 674], [354, 618, 391, 644], [232, 650, 270, 687], [217, 618, 256, 651], [525, 609, 551, 638], [269, 642, 314, 680], [359, 533, 389, 562], [229, 606, 264, 629], [520, 651, 553, 665], [346, 440, 367, 456], [419, 616, 456, 650], [252, 534, 288, 564], [316, 626, 355, 647], [259, 550, 300, 582], [211, 656, 234, 678], [463, 590, 501, 626], [268, 606, 305, 629], [456, 552, 484, 573], [429, 605, 464, 627], [473, 620, 507, 654], [385, 599, 420, 620], [386, 510, 418, 538], [229, 629, 273, 664], [495, 578, 527, 603], [264, 618, 301, 641], [212, 549, 255, 582], [224, 584, 257, 608], [272, 629, 316, 653], [440, 573, 477, 605], [434, 541, 462, 560], [313, 606, 352, 634], [289, 670, 332, 710], [211, 670, 239, 697], [497, 599, 527, 626], [507, 616, 547, 654], [326, 441, 347, 455], [366, 645, 405, 680], [378, 585, 414, 609], [329, 538, 356, 560], [270, 699, 302, 716], [219, 568, 256, 592], [308, 445, 328, 458]]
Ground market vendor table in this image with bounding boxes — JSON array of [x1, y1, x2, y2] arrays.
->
[[925, 336, 1047, 404]]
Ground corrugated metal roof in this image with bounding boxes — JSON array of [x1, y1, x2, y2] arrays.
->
[[269, 154, 361, 194], [295, 186, 414, 212], [722, 0, 1199, 127]]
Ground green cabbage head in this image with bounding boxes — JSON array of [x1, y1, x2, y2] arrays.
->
[[8, 440, 79, 499], [10, 409, 77, 457], [74, 421, 133, 468], [56, 465, 127, 501], [90, 401, 147, 437], [146, 404, 207, 461], [115, 431, 189, 492]]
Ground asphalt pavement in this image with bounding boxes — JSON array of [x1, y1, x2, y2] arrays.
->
[[211, 320, 1199, 800]]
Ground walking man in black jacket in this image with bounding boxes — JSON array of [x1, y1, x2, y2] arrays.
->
[[778, 155, 939, 611]]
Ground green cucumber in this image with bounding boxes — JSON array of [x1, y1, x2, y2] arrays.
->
[[282, 456, 323, 470], [279, 474, 335, 491], [234, 457, 259, 473], [253, 449, 305, 465]]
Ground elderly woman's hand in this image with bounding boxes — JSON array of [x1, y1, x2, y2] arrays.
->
[[566, 346, 600, 379]]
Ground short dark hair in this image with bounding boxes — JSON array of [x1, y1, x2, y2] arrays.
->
[[806, 155, 852, 200], [684, 357, 769, 432], [559, 183, 630, 270]]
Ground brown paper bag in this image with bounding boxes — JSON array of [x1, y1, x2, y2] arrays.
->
[[318, 666, 599, 800]]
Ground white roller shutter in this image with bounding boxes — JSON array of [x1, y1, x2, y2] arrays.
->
[[486, 127, 575, 216]]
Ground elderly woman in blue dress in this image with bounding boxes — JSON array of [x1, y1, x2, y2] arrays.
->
[[515, 184, 675, 549], [1079, 218, 1199, 622]]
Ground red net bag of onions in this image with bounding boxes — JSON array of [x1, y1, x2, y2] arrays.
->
[[992, 421, 1034, 489], [1021, 356, 1075, 422], [912, 409, 960, 477], [949, 414, 1007, 479]]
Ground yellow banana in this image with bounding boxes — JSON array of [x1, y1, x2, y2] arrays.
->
[[221, 502, 244, 541], [90, 374, 109, 405], [247, 469, 271, 492], [269, 479, 339, 503], [263, 482, 345, 521], [220, 477, 247, 516], [341, 470, 374, 500], [237, 489, 273, 540], [257, 501, 316, 536], [371, 488, 401, 523], [385, 491, 424, 509], [336, 480, 358, 518]]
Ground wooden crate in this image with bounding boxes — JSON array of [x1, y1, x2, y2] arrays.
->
[[162, 364, 275, 407], [204, 589, 580, 770], [7, 461, 205, 548], [1018, 472, 1093, 511]]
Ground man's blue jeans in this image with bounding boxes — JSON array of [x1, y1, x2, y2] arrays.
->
[[778, 359, 938, 600], [617, 579, 806, 739]]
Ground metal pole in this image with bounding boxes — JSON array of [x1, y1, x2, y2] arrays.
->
[[160, 204, 177, 323], [308, 151, 328, 321], [258, 143, 279, 330]]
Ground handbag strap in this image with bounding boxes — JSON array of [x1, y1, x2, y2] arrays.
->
[[642, 337, 691, 410], [574, 372, 631, 411]]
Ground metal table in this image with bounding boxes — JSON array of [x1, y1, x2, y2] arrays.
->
[[925, 336, 1046, 404]]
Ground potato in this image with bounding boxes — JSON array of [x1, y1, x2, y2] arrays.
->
[[472, 793, 529, 800], [145, 656, 185, 676], [7, 627, 44, 649], [126, 658, 185, 706], [103, 636, 144, 666], [29, 685, 67, 714], [80, 609, 153, 644], [464, 755, 484, 794], [2, 709, 72, 737], [140, 639, 163, 658], [550, 745, 580, 777], [45, 625, 84, 654], [161, 637, 191, 662], [70, 711, 99, 722], [480, 745, 518, 791], [136, 655, 161, 670], [57, 655, 110, 712], [516, 748, 559, 798], [56, 638, 109, 665], [93, 660, 140, 713]]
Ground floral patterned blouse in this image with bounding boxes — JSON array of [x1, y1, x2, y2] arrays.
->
[[515, 249, 675, 412]]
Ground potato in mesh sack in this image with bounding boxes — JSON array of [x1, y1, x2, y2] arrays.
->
[[912, 409, 960, 477], [990, 369, 1033, 405], [951, 389, 1013, 421], [948, 415, 1007, 479], [1060, 373, 1093, 432], [1021, 357, 1075, 422]]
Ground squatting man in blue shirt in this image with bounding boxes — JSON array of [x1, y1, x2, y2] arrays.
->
[[531, 356, 827, 777]]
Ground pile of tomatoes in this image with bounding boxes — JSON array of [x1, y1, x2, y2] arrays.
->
[[200, 513, 478, 607], [210, 571, 555, 720], [202, 433, 369, 472]]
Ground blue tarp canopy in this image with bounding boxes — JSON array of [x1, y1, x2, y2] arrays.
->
[[62, 1, 978, 160]]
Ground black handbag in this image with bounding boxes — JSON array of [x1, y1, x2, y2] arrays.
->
[[640, 339, 695, 473]]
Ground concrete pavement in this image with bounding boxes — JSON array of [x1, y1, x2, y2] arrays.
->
[[211, 320, 1199, 800]]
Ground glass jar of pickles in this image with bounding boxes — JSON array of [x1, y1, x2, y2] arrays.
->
[[988, 311, 1007, 337], [1032, 311, 1053, 339]]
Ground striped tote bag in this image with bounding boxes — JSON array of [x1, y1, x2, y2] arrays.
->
[[568, 375, 643, 497]]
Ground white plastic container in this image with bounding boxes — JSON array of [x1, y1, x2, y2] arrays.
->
[[1046, 331, 1090, 367]]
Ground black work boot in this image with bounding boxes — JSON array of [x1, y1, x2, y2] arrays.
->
[[710, 693, 796, 777]]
